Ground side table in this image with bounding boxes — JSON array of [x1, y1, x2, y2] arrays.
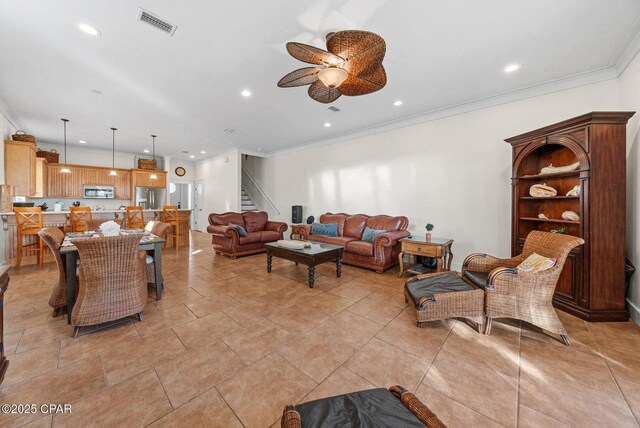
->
[[398, 236, 453, 277], [290, 224, 307, 241]]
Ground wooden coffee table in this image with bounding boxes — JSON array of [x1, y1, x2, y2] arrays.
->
[[265, 241, 343, 288]]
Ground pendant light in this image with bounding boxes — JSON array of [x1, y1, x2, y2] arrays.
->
[[60, 119, 71, 173], [109, 127, 118, 176], [149, 134, 158, 180]]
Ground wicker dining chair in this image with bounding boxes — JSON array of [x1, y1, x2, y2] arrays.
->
[[125, 206, 145, 229], [38, 227, 68, 316], [70, 206, 106, 232], [462, 230, 584, 346], [70, 234, 147, 337], [144, 221, 171, 286]]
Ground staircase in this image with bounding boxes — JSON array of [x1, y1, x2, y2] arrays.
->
[[241, 188, 258, 212]]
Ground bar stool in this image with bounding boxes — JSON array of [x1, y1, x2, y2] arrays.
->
[[14, 207, 44, 269], [161, 205, 180, 250], [70, 206, 93, 232], [125, 206, 145, 229]]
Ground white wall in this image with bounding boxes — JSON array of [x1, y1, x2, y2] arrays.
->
[[194, 149, 240, 232], [38, 142, 141, 170], [0, 110, 17, 265], [167, 159, 195, 182], [621, 51, 640, 323], [245, 78, 621, 270], [0, 109, 18, 184]]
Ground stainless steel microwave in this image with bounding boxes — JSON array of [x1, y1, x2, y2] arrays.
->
[[83, 186, 115, 199]]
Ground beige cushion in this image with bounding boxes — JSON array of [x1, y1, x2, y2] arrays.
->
[[517, 253, 557, 272]]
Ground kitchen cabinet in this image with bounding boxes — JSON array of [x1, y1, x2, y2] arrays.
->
[[115, 170, 131, 200], [48, 164, 66, 197], [34, 158, 48, 198], [63, 166, 83, 198], [47, 164, 131, 200], [132, 169, 166, 189], [4, 140, 36, 197]]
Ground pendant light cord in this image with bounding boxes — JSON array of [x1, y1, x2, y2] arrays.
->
[[111, 127, 117, 169], [61, 118, 69, 165]]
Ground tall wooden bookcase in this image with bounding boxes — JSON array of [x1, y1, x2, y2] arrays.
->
[[505, 112, 634, 322]]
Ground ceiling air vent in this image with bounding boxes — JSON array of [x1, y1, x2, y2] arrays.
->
[[137, 8, 177, 36], [328, 106, 341, 112]]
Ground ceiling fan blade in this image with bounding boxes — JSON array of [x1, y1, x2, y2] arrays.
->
[[286, 42, 344, 66], [308, 80, 342, 104], [326, 31, 386, 77], [277, 67, 320, 87], [339, 65, 387, 96]]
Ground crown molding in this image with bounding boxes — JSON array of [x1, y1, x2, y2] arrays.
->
[[614, 13, 640, 75], [267, 66, 619, 158], [0, 96, 22, 132]]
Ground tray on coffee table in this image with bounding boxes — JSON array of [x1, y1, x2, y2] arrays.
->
[[265, 241, 343, 288]]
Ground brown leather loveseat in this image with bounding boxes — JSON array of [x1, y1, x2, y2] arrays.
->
[[296, 213, 410, 273], [207, 211, 288, 258]]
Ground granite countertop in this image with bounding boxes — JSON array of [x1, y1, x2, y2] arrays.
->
[[0, 209, 193, 215]]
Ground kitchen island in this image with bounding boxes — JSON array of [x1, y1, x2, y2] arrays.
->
[[1, 209, 191, 267]]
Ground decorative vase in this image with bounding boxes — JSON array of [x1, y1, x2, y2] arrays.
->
[[425, 232, 432, 241]]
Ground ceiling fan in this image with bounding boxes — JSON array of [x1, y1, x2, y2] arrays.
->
[[277, 30, 387, 104]]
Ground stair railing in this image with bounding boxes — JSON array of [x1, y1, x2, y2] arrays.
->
[[241, 165, 280, 215]]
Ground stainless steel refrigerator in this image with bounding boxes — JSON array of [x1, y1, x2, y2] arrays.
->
[[134, 187, 166, 209]]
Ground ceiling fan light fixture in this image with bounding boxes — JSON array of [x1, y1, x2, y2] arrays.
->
[[318, 67, 348, 88]]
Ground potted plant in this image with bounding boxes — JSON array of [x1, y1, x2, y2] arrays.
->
[[425, 223, 434, 241]]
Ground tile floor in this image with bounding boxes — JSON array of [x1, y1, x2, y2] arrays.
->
[[1, 231, 640, 427]]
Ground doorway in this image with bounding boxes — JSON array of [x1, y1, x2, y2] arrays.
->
[[169, 182, 191, 209], [193, 181, 203, 231]]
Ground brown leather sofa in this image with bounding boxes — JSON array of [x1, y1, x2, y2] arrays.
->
[[207, 211, 288, 258], [296, 213, 410, 273]]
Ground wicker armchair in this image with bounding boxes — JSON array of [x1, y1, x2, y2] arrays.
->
[[281, 385, 446, 428], [462, 230, 584, 345], [144, 221, 171, 285], [38, 227, 67, 316], [70, 234, 147, 337]]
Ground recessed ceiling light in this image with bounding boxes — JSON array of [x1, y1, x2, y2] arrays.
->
[[78, 140, 87, 144], [504, 63, 521, 73], [257, 148, 262, 151], [78, 23, 101, 36], [324, 122, 331, 127], [200, 150, 206, 154], [393, 100, 403, 106], [241, 89, 252, 97], [143, 149, 150, 153], [190, 155, 195, 158]]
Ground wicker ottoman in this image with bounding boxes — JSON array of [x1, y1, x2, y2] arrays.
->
[[404, 271, 485, 332], [281, 385, 446, 428]]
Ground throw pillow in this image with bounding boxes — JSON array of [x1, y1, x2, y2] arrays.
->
[[228, 223, 248, 237], [517, 253, 557, 272], [311, 222, 338, 237], [362, 227, 386, 243]]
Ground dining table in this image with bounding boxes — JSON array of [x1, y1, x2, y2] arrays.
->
[[60, 230, 166, 324]]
